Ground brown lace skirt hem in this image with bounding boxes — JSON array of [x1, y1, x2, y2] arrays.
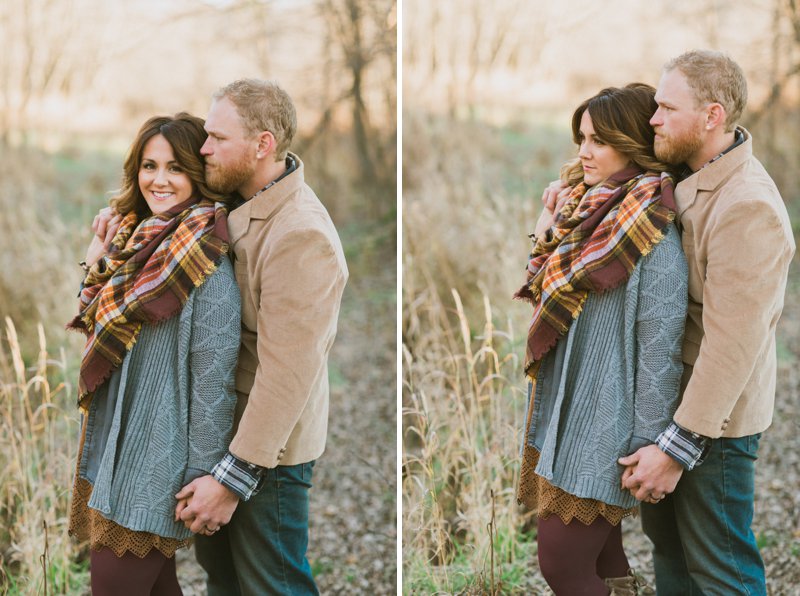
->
[[68, 421, 189, 559], [517, 443, 636, 526]]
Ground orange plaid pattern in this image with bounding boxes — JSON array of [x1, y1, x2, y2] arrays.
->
[[515, 168, 675, 374], [69, 198, 229, 408]]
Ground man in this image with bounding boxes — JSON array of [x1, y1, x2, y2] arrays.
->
[[172, 79, 348, 594], [616, 51, 795, 594]]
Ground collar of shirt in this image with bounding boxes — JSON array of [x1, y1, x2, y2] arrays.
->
[[676, 128, 744, 182], [230, 154, 298, 209]]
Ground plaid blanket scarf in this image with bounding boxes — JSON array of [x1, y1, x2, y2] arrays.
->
[[68, 198, 229, 409], [515, 167, 675, 376]]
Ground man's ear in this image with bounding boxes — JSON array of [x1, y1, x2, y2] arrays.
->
[[256, 131, 276, 159], [705, 103, 727, 131]]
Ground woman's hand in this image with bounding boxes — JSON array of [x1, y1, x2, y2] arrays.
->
[[84, 207, 121, 267], [534, 182, 572, 240], [541, 180, 570, 212], [533, 206, 555, 240]]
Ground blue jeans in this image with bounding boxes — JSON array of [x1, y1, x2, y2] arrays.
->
[[640, 434, 765, 596], [194, 461, 318, 596]]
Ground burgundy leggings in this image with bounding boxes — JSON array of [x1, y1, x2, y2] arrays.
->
[[537, 514, 630, 595], [90, 548, 183, 596]]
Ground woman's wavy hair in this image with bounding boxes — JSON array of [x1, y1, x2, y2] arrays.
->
[[562, 83, 670, 186], [110, 112, 228, 218]]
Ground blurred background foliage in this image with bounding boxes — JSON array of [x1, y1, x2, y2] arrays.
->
[[402, 0, 800, 593], [0, 0, 397, 593]]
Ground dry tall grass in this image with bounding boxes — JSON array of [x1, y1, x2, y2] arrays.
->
[[402, 277, 533, 593], [0, 318, 84, 593], [401, 111, 571, 593]]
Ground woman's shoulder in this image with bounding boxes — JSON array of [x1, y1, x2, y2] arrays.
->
[[194, 255, 239, 301], [640, 223, 687, 278]]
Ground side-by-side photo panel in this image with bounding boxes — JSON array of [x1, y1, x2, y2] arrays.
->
[[402, 1, 799, 594], [0, 1, 397, 594]]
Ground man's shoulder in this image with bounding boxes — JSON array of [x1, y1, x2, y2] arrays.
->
[[704, 152, 784, 215], [274, 182, 339, 236], [724, 161, 789, 227]]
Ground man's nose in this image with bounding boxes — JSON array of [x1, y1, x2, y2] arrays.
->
[[650, 109, 662, 127]]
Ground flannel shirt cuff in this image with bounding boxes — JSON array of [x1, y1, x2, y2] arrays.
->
[[656, 421, 710, 470], [211, 452, 264, 501]]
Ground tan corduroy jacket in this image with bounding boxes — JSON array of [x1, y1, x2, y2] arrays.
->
[[674, 128, 795, 438], [226, 154, 348, 468]]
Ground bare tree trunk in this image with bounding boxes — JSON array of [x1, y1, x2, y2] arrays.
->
[[345, 0, 377, 185]]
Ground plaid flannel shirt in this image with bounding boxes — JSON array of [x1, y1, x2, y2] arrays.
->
[[656, 421, 710, 470], [211, 451, 264, 501]]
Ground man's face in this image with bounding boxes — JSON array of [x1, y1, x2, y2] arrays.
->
[[650, 69, 706, 167], [201, 97, 258, 195]]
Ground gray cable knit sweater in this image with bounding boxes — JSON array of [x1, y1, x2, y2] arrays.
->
[[524, 224, 688, 509], [78, 257, 241, 540]]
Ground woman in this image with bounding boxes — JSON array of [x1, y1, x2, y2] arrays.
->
[[514, 84, 688, 595], [67, 113, 241, 595]]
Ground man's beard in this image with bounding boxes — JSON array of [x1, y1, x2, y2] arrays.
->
[[205, 157, 255, 195], [654, 124, 704, 166]]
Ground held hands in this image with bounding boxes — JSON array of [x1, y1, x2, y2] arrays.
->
[[174, 475, 239, 536], [618, 444, 683, 504], [84, 207, 122, 268]]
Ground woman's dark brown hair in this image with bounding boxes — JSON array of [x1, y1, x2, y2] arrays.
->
[[562, 83, 669, 186], [110, 112, 228, 217]]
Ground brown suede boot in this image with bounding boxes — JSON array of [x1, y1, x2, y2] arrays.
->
[[604, 569, 655, 595]]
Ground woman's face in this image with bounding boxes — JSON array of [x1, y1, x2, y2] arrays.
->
[[138, 134, 194, 215], [577, 111, 630, 186]]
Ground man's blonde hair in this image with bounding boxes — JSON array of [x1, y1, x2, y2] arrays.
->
[[664, 50, 748, 133], [214, 79, 297, 160]]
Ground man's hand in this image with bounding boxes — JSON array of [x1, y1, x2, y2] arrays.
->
[[175, 475, 239, 535], [618, 444, 684, 503]]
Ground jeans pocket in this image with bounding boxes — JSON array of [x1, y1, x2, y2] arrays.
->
[[278, 461, 314, 489], [746, 432, 762, 458], [302, 461, 315, 483]]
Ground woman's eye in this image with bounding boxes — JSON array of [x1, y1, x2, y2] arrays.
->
[[142, 163, 155, 170], [169, 166, 183, 173]]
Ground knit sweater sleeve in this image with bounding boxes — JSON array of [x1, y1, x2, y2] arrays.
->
[[183, 258, 241, 483], [630, 225, 688, 450]]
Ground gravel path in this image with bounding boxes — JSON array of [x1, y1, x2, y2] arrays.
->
[[176, 265, 397, 594]]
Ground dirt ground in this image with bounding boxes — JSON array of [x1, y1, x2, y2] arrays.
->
[[175, 265, 397, 594]]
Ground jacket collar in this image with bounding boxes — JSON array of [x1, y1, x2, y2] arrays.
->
[[675, 127, 752, 214], [228, 153, 305, 241]]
